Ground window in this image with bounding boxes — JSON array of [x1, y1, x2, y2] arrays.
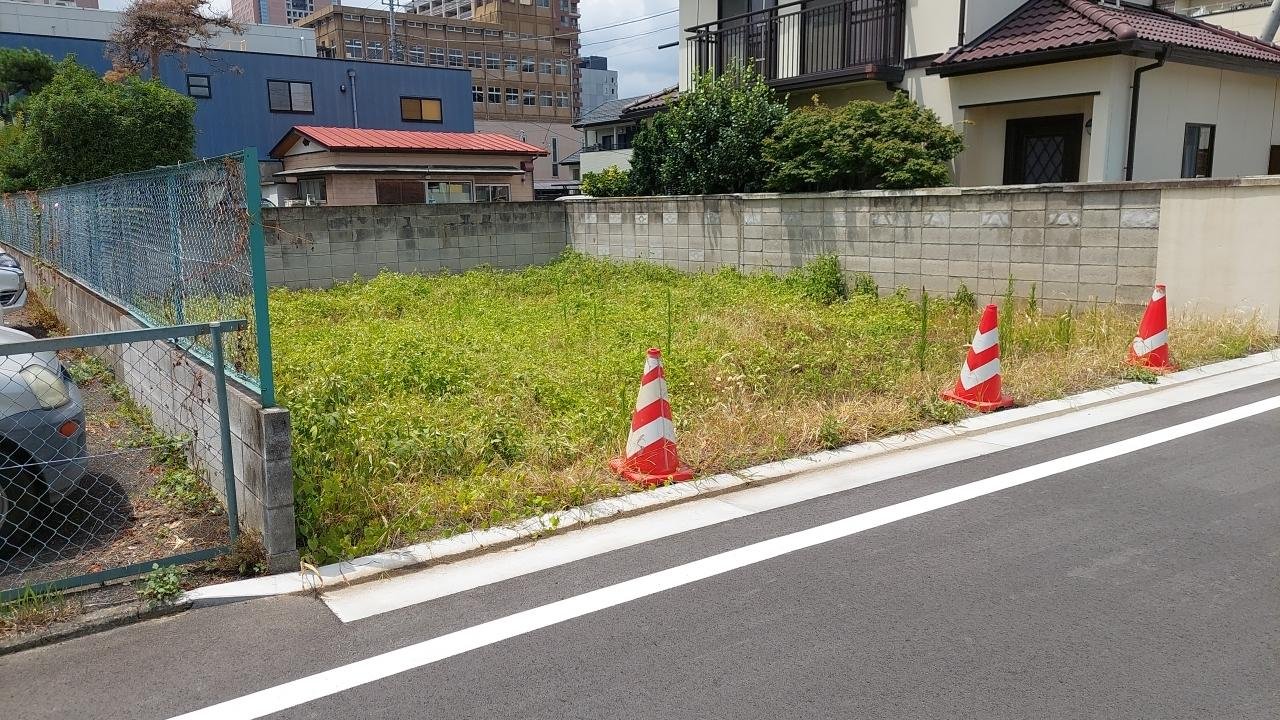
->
[[446, 24, 463, 32], [488, 86, 501, 103], [572, 167, 580, 181], [523, 89, 536, 106], [400, 96, 443, 122], [551, 137, 558, 177], [429, 47, 445, 65], [267, 80, 313, 113], [467, 27, 481, 34], [363, 15, 381, 23], [390, 42, 405, 62], [376, 180, 426, 205], [297, 178, 326, 204], [409, 45, 425, 64], [504, 31, 518, 40], [448, 49, 463, 67], [345, 38, 363, 58], [486, 52, 501, 69], [476, 184, 511, 202], [555, 91, 569, 107], [560, 0, 570, 9], [536, 0, 549, 7], [186, 74, 210, 99], [366, 41, 383, 60], [521, 56, 535, 72], [427, 181, 472, 204], [342, 12, 358, 19], [1181, 123, 1215, 178], [427, 22, 443, 30], [506, 87, 519, 105], [554, 59, 568, 75], [472, 85, 484, 103], [504, 54, 518, 71], [407, 20, 423, 27], [520, 32, 533, 39], [484, 28, 500, 37], [539, 90, 552, 107], [539, 59, 552, 75], [468, 51, 483, 68]]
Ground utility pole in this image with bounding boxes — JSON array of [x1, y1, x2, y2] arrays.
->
[[384, 0, 401, 62]]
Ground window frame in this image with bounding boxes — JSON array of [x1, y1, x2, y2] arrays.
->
[[448, 48, 464, 67], [506, 88, 519, 105], [472, 85, 484, 103], [400, 96, 445, 123], [266, 79, 314, 114], [367, 40, 384, 60], [521, 56, 536, 73], [476, 184, 511, 202], [429, 47, 445, 65], [1181, 123, 1216, 179], [409, 45, 425, 64], [185, 73, 211, 99], [488, 86, 502, 104], [522, 89, 536, 106]]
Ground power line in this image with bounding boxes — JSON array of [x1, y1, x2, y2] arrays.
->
[[580, 24, 677, 48], [323, 4, 678, 46]]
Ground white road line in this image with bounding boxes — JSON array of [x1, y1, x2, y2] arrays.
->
[[323, 360, 1280, 623], [167, 395, 1280, 720]]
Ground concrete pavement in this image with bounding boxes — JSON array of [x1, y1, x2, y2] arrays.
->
[[2, 375, 1277, 719]]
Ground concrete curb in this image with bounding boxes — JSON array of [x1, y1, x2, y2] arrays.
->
[[184, 348, 1279, 606], [0, 599, 191, 657]]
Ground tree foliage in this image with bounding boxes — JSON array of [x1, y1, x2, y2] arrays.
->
[[0, 48, 55, 120], [764, 93, 964, 191], [579, 165, 632, 197], [628, 64, 788, 195], [107, 0, 241, 79], [0, 57, 195, 190]]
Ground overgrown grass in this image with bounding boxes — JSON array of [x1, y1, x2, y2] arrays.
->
[[270, 253, 1277, 563], [0, 586, 80, 636]]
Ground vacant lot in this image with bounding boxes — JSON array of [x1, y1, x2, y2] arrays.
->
[[270, 253, 1276, 562]]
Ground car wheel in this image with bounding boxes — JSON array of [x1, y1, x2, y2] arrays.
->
[[0, 468, 44, 559]]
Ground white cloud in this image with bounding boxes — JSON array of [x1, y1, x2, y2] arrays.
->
[[98, 0, 681, 98]]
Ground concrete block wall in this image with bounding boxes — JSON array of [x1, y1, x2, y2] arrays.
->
[[1, 247, 298, 571], [262, 201, 569, 290], [565, 186, 1164, 308]]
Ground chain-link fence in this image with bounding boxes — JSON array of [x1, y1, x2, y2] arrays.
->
[[0, 322, 243, 601], [0, 151, 275, 406]]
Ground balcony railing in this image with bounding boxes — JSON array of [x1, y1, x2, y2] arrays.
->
[[684, 0, 905, 90]]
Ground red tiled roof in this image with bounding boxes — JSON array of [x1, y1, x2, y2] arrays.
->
[[935, 0, 1280, 68], [274, 126, 548, 157]]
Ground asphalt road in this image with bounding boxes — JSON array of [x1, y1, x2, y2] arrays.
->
[[2, 378, 1278, 720]]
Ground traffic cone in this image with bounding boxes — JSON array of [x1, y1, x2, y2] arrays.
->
[[941, 304, 1015, 412], [1128, 284, 1177, 372], [610, 348, 695, 486]]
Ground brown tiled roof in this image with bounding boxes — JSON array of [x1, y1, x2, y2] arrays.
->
[[935, 0, 1280, 68]]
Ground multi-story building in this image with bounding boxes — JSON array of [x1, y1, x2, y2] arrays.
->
[[679, 0, 1280, 185], [229, 0, 330, 27], [579, 55, 617, 115], [299, 2, 581, 191]]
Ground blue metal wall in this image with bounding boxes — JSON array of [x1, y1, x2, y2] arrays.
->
[[0, 32, 475, 158]]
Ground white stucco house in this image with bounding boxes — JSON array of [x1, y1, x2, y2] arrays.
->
[[679, 0, 1280, 185]]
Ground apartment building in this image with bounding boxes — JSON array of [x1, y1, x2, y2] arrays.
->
[[679, 0, 1280, 185], [229, 0, 330, 26], [299, 2, 580, 189], [579, 55, 618, 115]]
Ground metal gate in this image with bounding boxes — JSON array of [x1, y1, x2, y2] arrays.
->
[[0, 321, 244, 601]]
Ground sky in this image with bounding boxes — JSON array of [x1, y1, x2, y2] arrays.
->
[[98, 0, 681, 100]]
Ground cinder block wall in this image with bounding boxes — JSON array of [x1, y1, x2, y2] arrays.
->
[[262, 201, 570, 289], [564, 186, 1162, 308], [0, 248, 298, 571]]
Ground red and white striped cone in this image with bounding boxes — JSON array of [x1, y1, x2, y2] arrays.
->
[[940, 304, 1015, 412], [1128, 283, 1177, 373], [609, 348, 695, 486]]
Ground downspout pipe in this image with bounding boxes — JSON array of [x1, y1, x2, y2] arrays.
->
[[957, 0, 967, 46], [347, 68, 359, 128], [1262, 0, 1280, 44], [1125, 49, 1167, 182]]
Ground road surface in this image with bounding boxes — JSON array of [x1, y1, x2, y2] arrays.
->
[[2, 374, 1278, 719]]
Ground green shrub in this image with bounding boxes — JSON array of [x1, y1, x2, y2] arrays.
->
[[787, 255, 846, 305], [852, 272, 879, 298], [764, 92, 964, 191], [579, 165, 631, 197], [953, 281, 976, 309], [628, 63, 787, 195]]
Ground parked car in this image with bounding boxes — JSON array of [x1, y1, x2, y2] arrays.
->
[[0, 252, 27, 312], [0, 326, 87, 552]]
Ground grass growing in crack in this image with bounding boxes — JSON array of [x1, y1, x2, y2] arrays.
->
[[0, 586, 80, 635], [137, 564, 187, 606], [269, 252, 1279, 564]]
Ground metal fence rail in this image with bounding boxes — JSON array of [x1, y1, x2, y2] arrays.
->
[[0, 150, 275, 406], [0, 321, 244, 602]]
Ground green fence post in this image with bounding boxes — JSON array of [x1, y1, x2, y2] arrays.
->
[[241, 148, 276, 408], [210, 321, 241, 543], [165, 175, 185, 325]]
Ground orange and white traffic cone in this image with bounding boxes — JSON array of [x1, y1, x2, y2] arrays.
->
[[1128, 283, 1177, 372], [610, 348, 695, 486], [941, 303, 1015, 412]]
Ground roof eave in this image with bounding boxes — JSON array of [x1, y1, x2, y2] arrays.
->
[[930, 38, 1280, 78]]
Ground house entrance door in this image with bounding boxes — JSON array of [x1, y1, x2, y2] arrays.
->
[[1003, 114, 1084, 184]]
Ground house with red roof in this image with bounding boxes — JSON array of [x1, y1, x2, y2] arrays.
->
[[680, 0, 1280, 185], [268, 126, 548, 206]]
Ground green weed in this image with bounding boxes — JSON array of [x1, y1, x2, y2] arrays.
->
[[137, 564, 187, 606], [0, 585, 78, 635], [150, 468, 218, 515]]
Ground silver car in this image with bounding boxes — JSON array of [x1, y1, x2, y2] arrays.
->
[[0, 325, 87, 551], [0, 252, 27, 312]]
